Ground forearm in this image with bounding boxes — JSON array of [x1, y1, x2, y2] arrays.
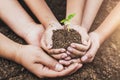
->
[[66, 0, 85, 25], [82, 0, 103, 32], [24, 0, 59, 28], [0, 0, 34, 38], [0, 33, 20, 62], [94, 2, 120, 44]]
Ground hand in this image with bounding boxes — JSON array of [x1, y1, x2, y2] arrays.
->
[[23, 23, 45, 47], [41, 21, 67, 59], [67, 24, 91, 58], [60, 32, 100, 66], [14, 45, 82, 78], [81, 32, 100, 63]]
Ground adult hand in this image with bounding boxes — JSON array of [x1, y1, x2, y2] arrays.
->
[[81, 32, 100, 63], [41, 21, 67, 59], [15, 45, 82, 78]]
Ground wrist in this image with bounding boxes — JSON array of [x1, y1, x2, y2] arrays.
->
[[0, 33, 22, 63], [21, 22, 44, 40], [17, 21, 36, 38], [69, 23, 88, 32], [13, 44, 23, 64], [46, 21, 62, 29], [90, 31, 101, 46], [94, 30, 104, 45]]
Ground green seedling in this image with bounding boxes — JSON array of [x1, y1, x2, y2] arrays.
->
[[60, 13, 76, 31]]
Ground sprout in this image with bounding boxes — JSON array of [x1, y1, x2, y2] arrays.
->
[[60, 13, 76, 31]]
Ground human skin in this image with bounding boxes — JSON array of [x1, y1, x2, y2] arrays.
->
[[60, 0, 103, 65], [0, 0, 83, 77], [67, 0, 103, 57], [66, 0, 85, 25], [81, 2, 120, 63], [0, 33, 83, 78], [67, 1, 120, 63], [0, 0, 44, 47], [0, 0, 64, 74], [24, 0, 70, 59], [81, 0, 103, 32]]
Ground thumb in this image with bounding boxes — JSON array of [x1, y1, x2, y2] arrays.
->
[[37, 49, 64, 72], [46, 28, 53, 49], [81, 33, 89, 45]]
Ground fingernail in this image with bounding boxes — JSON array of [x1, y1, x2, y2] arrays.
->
[[74, 63, 79, 66], [71, 43, 76, 48], [81, 56, 88, 61], [68, 47, 72, 51], [61, 53, 67, 58], [55, 63, 64, 72], [65, 56, 71, 60], [78, 64, 82, 67], [77, 64, 83, 69], [83, 40, 88, 45], [47, 44, 52, 49], [61, 49, 66, 52], [66, 51, 71, 55], [59, 60, 63, 63]]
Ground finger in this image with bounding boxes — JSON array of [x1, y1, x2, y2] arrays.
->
[[59, 58, 81, 66], [52, 53, 68, 59], [45, 29, 53, 49], [67, 47, 85, 56], [41, 34, 49, 52], [70, 58, 81, 63], [70, 25, 89, 45], [32, 64, 60, 78], [80, 31, 89, 45], [64, 56, 71, 60], [58, 63, 79, 76], [43, 63, 79, 77], [28, 64, 45, 78], [36, 49, 64, 72], [69, 63, 83, 75], [81, 43, 97, 63], [59, 60, 71, 66], [41, 35, 66, 54], [70, 43, 89, 51], [29, 63, 81, 78], [81, 36, 89, 45], [66, 51, 76, 58], [49, 48, 66, 54]]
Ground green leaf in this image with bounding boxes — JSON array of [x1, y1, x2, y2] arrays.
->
[[60, 19, 67, 23], [60, 13, 76, 25], [67, 13, 76, 20]]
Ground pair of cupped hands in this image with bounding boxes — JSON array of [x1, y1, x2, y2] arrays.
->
[[16, 22, 100, 78]]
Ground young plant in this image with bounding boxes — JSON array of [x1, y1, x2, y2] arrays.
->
[[60, 13, 76, 31]]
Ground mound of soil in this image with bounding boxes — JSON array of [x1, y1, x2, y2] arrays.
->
[[52, 29, 81, 49]]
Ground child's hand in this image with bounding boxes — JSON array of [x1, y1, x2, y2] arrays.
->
[[41, 21, 67, 59], [67, 24, 91, 58], [59, 32, 100, 66], [81, 32, 100, 63], [14, 45, 82, 78]]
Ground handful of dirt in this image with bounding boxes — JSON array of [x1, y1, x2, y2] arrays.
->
[[52, 29, 82, 49]]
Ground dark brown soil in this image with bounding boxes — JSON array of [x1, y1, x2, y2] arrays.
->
[[52, 29, 81, 49], [0, 0, 120, 80]]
